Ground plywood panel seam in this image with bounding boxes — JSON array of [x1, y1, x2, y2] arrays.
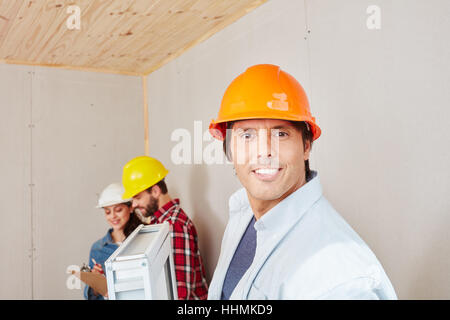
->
[[142, 75, 150, 155], [28, 69, 35, 299], [1, 59, 144, 76]]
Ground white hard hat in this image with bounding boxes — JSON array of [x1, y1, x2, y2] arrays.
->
[[96, 183, 132, 209]]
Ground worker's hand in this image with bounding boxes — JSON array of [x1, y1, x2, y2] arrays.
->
[[91, 263, 104, 275], [91, 258, 104, 275]]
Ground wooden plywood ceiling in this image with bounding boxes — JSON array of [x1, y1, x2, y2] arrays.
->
[[0, 0, 266, 76]]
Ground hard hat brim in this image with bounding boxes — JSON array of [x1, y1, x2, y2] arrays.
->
[[96, 198, 132, 209], [209, 116, 321, 141], [122, 171, 168, 199]]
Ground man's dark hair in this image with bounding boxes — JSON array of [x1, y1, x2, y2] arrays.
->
[[146, 178, 168, 195], [223, 121, 314, 181], [292, 121, 313, 181]]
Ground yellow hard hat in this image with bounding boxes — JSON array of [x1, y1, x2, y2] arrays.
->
[[122, 156, 169, 199]]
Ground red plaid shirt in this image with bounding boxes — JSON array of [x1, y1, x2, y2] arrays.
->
[[149, 199, 208, 300]]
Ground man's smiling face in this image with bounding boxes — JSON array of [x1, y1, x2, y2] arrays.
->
[[230, 119, 311, 204]]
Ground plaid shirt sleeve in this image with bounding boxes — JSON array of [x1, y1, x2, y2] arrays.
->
[[170, 220, 209, 300]]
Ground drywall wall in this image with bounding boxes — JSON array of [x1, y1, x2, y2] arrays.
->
[[145, 0, 450, 299], [306, 0, 450, 299], [0, 64, 144, 299], [0, 64, 33, 299]]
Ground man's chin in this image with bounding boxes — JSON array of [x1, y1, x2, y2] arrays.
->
[[135, 208, 149, 218], [248, 187, 284, 202]]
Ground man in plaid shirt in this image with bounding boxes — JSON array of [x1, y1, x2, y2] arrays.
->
[[122, 156, 208, 300]]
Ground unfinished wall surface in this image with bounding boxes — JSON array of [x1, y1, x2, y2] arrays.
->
[[146, 0, 450, 299], [0, 64, 144, 299], [306, 0, 450, 299], [0, 64, 33, 299]]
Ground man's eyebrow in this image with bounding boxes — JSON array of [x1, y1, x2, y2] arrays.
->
[[271, 125, 290, 129], [234, 125, 293, 131], [234, 126, 256, 131]]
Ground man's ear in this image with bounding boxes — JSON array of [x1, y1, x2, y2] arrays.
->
[[303, 139, 312, 161], [150, 185, 161, 198], [225, 134, 233, 162], [227, 140, 233, 162]]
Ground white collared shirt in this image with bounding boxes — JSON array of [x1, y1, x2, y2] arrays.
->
[[208, 172, 397, 299]]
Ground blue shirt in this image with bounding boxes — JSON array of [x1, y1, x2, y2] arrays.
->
[[84, 229, 118, 300], [221, 216, 256, 299], [208, 171, 397, 299]]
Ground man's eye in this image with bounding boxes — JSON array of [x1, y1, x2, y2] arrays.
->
[[240, 132, 255, 140], [273, 130, 288, 137]]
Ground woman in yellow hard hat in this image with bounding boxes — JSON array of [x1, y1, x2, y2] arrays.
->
[[207, 64, 397, 300], [84, 182, 142, 300]]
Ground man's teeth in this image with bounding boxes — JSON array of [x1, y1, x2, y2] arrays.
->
[[255, 168, 278, 175]]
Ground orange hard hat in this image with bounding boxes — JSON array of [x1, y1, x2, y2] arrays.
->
[[209, 64, 321, 141]]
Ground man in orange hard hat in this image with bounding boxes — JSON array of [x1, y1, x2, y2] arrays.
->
[[122, 156, 208, 300], [207, 64, 397, 299]]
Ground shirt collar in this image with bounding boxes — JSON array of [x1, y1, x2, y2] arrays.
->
[[254, 171, 322, 233], [101, 228, 115, 246], [151, 198, 180, 223]]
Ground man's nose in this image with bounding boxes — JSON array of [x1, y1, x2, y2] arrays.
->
[[131, 198, 138, 209], [256, 130, 280, 168], [257, 129, 272, 159]]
